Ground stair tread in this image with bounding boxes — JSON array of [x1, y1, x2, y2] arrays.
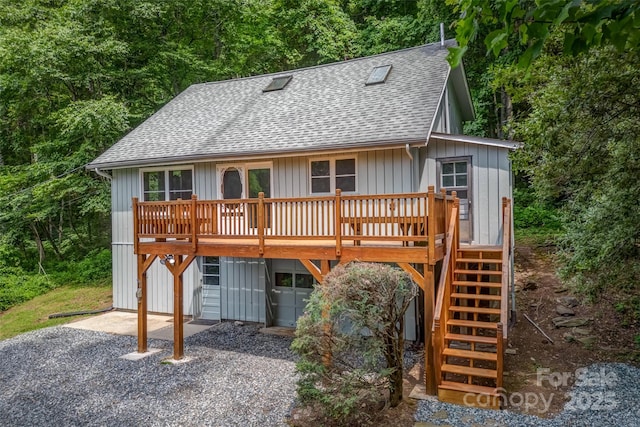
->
[[448, 319, 498, 329], [452, 292, 501, 301], [455, 269, 503, 275], [457, 258, 502, 263], [450, 306, 501, 315], [445, 333, 498, 344], [459, 246, 502, 252], [453, 280, 502, 288], [443, 348, 497, 361], [439, 380, 500, 396], [441, 363, 498, 378]]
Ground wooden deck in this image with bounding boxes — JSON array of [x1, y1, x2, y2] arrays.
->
[[133, 186, 459, 394], [133, 188, 453, 265]]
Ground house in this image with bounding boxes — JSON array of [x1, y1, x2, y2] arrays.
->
[[88, 40, 517, 408]]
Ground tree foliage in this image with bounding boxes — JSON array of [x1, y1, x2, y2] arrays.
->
[[291, 262, 417, 423], [447, 0, 640, 69]]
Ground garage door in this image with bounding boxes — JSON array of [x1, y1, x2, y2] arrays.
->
[[270, 260, 316, 327]]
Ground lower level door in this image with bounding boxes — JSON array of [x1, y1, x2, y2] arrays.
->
[[270, 271, 315, 327]]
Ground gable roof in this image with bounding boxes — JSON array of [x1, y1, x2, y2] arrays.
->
[[89, 40, 473, 170]]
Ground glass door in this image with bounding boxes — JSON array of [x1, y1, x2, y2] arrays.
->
[[248, 167, 272, 228]]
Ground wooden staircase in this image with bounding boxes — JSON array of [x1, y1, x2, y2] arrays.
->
[[432, 198, 511, 410], [438, 247, 505, 408]]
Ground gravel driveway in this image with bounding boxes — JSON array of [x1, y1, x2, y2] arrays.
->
[[0, 322, 297, 426]]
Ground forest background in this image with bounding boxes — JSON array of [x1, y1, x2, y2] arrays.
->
[[0, 0, 638, 329]]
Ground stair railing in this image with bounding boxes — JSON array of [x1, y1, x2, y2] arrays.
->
[[497, 197, 512, 389], [500, 198, 512, 338], [432, 195, 459, 388]]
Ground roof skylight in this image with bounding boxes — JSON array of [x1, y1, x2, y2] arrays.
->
[[366, 65, 392, 85], [263, 75, 292, 92]]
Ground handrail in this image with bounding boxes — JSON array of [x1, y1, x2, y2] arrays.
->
[[431, 197, 458, 390], [433, 206, 458, 324], [500, 198, 512, 339]]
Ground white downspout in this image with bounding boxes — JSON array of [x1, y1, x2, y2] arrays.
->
[[404, 143, 413, 161], [94, 168, 112, 181]]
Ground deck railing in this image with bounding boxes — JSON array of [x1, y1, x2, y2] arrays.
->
[[132, 187, 453, 257]]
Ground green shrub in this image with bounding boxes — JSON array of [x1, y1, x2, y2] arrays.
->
[[291, 262, 417, 424], [0, 271, 54, 312]]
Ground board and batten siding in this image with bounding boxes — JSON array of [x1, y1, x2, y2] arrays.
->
[[111, 168, 199, 315], [272, 148, 414, 197], [421, 140, 511, 245], [220, 258, 266, 322]]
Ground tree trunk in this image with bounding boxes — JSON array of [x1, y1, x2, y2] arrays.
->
[[386, 319, 405, 407], [30, 223, 45, 273]]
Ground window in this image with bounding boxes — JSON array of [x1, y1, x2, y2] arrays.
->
[[217, 163, 272, 200], [439, 158, 470, 221], [222, 167, 243, 200], [441, 161, 467, 188], [310, 158, 356, 193], [142, 167, 192, 201], [275, 271, 316, 289], [202, 257, 220, 286], [263, 75, 292, 92], [366, 65, 392, 85]]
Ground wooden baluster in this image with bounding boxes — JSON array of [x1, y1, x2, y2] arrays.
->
[[258, 192, 265, 255], [496, 323, 504, 388], [191, 195, 197, 252], [132, 198, 139, 254], [335, 189, 342, 257], [427, 186, 436, 263]]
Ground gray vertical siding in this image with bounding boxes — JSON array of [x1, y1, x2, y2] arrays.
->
[[111, 168, 198, 315], [110, 141, 509, 325], [220, 257, 266, 322], [423, 140, 511, 245]]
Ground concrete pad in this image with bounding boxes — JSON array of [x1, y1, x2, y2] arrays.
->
[[64, 311, 171, 336], [120, 348, 163, 361], [148, 322, 217, 340], [160, 356, 194, 365]]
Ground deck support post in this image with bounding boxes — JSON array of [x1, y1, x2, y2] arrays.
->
[[424, 263, 437, 395], [172, 256, 184, 360], [158, 254, 196, 360], [136, 254, 157, 354]]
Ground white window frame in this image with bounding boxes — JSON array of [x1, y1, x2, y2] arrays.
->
[[308, 156, 357, 194], [140, 165, 194, 201], [216, 161, 273, 200]]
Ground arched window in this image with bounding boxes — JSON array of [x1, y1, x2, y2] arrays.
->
[[222, 167, 243, 199]]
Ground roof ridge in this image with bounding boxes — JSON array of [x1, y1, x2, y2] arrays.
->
[[195, 39, 455, 88]]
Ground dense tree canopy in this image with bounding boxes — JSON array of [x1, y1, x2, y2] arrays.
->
[[447, 0, 640, 68]]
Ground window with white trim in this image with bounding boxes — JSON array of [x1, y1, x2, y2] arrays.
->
[[310, 158, 356, 193], [142, 167, 193, 201]]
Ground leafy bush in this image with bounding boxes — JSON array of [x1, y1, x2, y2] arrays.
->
[[291, 262, 417, 424], [513, 187, 562, 235], [0, 269, 54, 312], [0, 249, 111, 312]]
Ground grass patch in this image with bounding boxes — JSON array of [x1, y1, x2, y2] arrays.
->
[[0, 282, 112, 341]]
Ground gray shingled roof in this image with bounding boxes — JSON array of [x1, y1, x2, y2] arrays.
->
[[89, 41, 465, 169]]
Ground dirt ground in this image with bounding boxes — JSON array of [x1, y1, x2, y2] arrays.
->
[[290, 241, 640, 425], [502, 242, 639, 417]]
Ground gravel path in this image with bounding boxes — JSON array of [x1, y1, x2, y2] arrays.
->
[[0, 322, 297, 426], [415, 363, 640, 427]]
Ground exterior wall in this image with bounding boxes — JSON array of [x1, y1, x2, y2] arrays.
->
[[110, 143, 510, 324], [272, 148, 413, 197], [220, 258, 266, 322], [446, 81, 464, 134], [430, 83, 464, 135], [111, 168, 199, 314], [421, 141, 511, 245]]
